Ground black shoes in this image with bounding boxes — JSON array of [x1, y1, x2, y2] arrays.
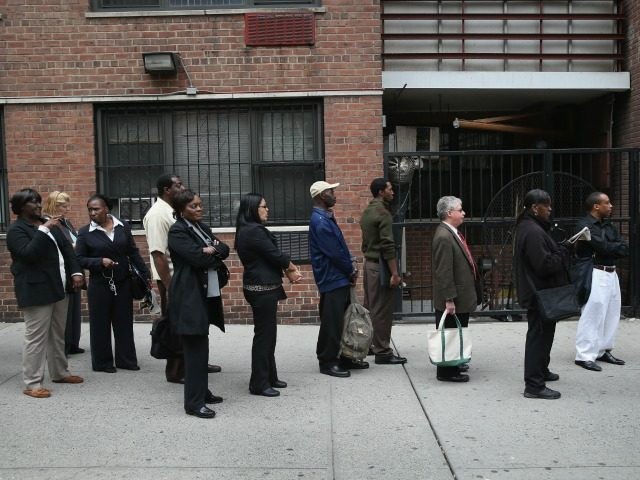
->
[[544, 371, 560, 381], [207, 364, 222, 373], [186, 406, 216, 418], [320, 365, 351, 378], [205, 391, 224, 404], [597, 351, 625, 365], [116, 365, 140, 371], [524, 387, 561, 400], [437, 374, 469, 383], [575, 360, 602, 371], [459, 364, 469, 372], [339, 358, 370, 370], [250, 387, 280, 397], [68, 347, 85, 355], [167, 377, 185, 384], [272, 380, 287, 389], [94, 367, 117, 373], [374, 355, 407, 365]]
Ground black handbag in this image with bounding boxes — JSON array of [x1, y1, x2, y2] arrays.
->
[[150, 315, 183, 359], [570, 256, 594, 306], [217, 262, 230, 289], [129, 260, 149, 300], [534, 284, 581, 323]]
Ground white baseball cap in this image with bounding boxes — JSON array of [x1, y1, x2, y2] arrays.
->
[[310, 181, 340, 199]]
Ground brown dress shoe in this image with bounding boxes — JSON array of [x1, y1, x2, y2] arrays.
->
[[23, 388, 51, 398], [52, 375, 84, 384]]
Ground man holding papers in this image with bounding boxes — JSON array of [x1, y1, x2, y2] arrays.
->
[[574, 192, 629, 371]]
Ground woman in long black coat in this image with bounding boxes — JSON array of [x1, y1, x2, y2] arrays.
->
[[168, 189, 229, 419], [514, 189, 571, 401], [235, 193, 302, 397], [75, 194, 150, 373]]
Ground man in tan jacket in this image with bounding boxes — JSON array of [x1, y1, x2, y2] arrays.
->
[[432, 196, 478, 382]]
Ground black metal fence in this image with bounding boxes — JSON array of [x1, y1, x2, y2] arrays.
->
[[385, 148, 640, 319]]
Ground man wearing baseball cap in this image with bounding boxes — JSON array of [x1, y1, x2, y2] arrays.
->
[[308, 181, 365, 377]]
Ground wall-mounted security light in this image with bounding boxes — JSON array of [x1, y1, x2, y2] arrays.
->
[[142, 52, 198, 95], [142, 52, 179, 75]]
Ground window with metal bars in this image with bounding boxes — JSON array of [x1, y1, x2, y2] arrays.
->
[[90, 0, 319, 10], [0, 109, 8, 233], [95, 101, 324, 229]]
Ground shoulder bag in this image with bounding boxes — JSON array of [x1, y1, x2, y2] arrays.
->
[[534, 284, 581, 323], [128, 259, 150, 300]]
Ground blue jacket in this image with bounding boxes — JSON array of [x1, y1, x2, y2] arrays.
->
[[309, 207, 353, 293]]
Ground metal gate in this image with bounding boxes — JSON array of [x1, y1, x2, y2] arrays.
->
[[384, 148, 640, 320]]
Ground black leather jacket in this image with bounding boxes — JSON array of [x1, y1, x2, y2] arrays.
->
[[575, 214, 628, 266]]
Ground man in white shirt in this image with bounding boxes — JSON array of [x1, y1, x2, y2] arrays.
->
[[143, 174, 221, 383]]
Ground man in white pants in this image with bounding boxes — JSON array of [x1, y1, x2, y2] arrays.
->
[[574, 192, 628, 372]]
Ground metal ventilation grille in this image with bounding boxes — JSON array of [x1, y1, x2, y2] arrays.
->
[[245, 13, 315, 46]]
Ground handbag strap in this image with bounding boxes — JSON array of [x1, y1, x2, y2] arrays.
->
[[437, 312, 466, 362], [350, 286, 358, 304], [437, 311, 461, 331]]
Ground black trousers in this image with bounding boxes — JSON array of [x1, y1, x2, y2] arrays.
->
[[64, 290, 82, 354], [317, 285, 350, 368], [524, 308, 556, 392], [244, 288, 284, 392], [181, 334, 209, 412], [87, 277, 138, 370], [157, 280, 185, 382], [434, 310, 470, 378]]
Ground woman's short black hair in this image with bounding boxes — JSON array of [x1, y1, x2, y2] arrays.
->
[[10, 188, 41, 215], [86, 194, 112, 210], [172, 189, 197, 217], [236, 193, 262, 226], [234, 193, 263, 249], [523, 189, 551, 209]]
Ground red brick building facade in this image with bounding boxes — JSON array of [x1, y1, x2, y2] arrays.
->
[[0, 1, 383, 322], [1, 0, 639, 322]]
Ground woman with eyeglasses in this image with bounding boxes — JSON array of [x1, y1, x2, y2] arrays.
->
[[168, 189, 230, 418], [235, 193, 302, 397], [6, 188, 85, 398], [42, 190, 85, 356]]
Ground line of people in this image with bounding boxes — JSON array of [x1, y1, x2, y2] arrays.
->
[[6, 180, 627, 410]]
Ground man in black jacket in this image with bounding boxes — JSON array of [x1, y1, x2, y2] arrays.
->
[[574, 192, 628, 371], [514, 189, 570, 400]]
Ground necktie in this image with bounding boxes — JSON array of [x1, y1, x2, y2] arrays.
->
[[457, 231, 478, 279]]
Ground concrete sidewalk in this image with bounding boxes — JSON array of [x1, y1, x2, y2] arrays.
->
[[1, 319, 639, 480]]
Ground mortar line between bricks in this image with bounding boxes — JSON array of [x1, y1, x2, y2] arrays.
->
[[391, 337, 458, 480]]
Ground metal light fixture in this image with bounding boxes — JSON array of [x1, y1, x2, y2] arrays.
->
[[142, 52, 178, 74], [142, 52, 197, 95]]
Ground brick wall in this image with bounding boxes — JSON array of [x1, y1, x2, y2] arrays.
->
[[0, 1, 384, 322], [614, 0, 639, 147], [0, 1, 381, 97]]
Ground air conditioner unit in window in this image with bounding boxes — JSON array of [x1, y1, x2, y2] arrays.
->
[[118, 197, 155, 223]]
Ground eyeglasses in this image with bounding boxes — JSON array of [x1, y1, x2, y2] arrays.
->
[[451, 208, 464, 212]]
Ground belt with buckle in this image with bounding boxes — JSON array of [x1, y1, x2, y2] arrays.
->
[[593, 265, 616, 273]]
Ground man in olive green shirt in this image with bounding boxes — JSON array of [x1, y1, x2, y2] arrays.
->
[[360, 178, 407, 365]]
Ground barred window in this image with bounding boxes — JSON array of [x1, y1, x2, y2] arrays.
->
[[95, 101, 324, 228], [90, 0, 319, 11]]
